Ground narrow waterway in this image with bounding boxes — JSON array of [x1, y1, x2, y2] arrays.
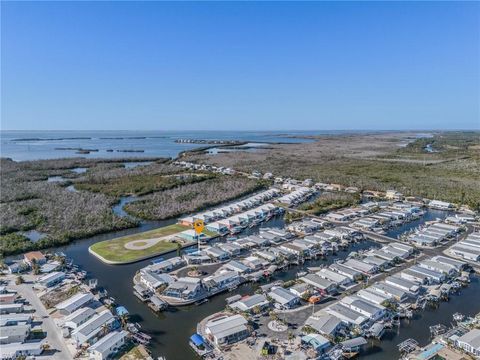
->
[[386, 209, 452, 239], [363, 276, 480, 359], [50, 208, 477, 360]]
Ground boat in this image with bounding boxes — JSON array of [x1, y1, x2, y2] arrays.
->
[[296, 271, 308, 277], [194, 298, 209, 306], [453, 313, 465, 322], [230, 226, 244, 235], [151, 257, 165, 265]]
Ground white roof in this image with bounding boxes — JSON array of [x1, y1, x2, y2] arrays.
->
[[56, 292, 94, 313]]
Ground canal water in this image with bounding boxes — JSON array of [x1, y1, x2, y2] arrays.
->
[[386, 208, 452, 239], [52, 209, 478, 360]]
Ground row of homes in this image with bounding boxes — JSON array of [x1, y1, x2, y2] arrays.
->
[[178, 188, 280, 228], [0, 286, 46, 359], [55, 291, 128, 360], [303, 255, 467, 346], [408, 221, 463, 247], [449, 231, 480, 262]]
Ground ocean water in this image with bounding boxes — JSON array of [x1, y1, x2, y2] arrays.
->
[[0, 130, 326, 161]]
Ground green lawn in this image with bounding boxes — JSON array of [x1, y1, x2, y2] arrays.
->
[[89, 223, 215, 263]]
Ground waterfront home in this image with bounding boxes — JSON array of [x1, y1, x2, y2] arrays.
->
[[301, 333, 331, 354], [256, 250, 278, 262], [163, 277, 204, 301], [300, 274, 337, 294], [386, 190, 404, 201], [409, 234, 438, 247], [204, 314, 250, 347], [293, 239, 318, 254], [258, 230, 282, 243], [371, 249, 400, 262], [382, 245, 411, 259], [418, 260, 457, 276], [459, 239, 480, 250], [450, 244, 480, 262], [341, 337, 368, 353], [280, 243, 305, 257], [183, 252, 213, 265], [88, 330, 128, 360], [343, 259, 379, 275], [194, 213, 214, 223], [431, 256, 466, 271], [313, 232, 338, 243], [63, 307, 96, 330], [56, 293, 95, 315], [23, 251, 46, 266], [71, 309, 115, 345], [289, 283, 310, 298], [223, 260, 250, 274], [40, 260, 61, 273], [384, 275, 420, 294], [245, 235, 270, 247], [389, 242, 414, 255], [399, 269, 430, 285], [179, 229, 209, 242], [0, 313, 32, 327], [370, 283, 410, 302], [356, 288, 392, 305], [37, 271, 65, 288], [429, 200, 454, 210], [230, 294, 270, 313], [0, 324, 30, 344], [324, 303, 368, 326], [268, 287, 300, 309], [329, 263, 363, 281], [139, 270, 174, 292], [229, 215, 248, 227], [0, 340, 45, 358], [0, 303, 24, 314], [206, 222, 229, 235], [455, 329, 480, 357], [232, 238, 254, 249], [178, 216, 195, 226], [406, 265, 445, 284], [266, 227, 292, 239], [306, 312, 345, 338], [270, 247, 295, 260], [149, 257, 186, 273], [317, 268, 352, 287], [218, 243, 242, 256], [205, 247, 230, 261], [341, 296, 386, 322], [242, 256, 267, 271], [203, 271, 240, 292], [363, 255, 390, 270], [325, 213, 351, 223]]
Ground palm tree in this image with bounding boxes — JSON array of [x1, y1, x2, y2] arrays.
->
[[176, 243, 182, 257], [119, 314, 129, 329], [15, 275, 24, 285]]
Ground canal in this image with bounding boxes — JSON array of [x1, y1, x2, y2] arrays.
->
[[53, 209, 477, 359]]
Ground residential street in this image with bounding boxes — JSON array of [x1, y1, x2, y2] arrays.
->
[[8, 275, 72, 360]]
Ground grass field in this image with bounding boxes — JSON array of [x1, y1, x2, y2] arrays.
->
[[89, 223, 215, 263]]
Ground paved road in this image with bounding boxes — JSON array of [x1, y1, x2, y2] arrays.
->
[[9, 277, 71, 359]]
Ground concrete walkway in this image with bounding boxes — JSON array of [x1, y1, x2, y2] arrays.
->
[[123, 234, 176, 250]]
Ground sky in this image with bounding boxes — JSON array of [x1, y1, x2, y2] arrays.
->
[[1, 1, 479, 131]]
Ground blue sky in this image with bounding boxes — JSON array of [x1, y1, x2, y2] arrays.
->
[[1, 1, 479, 131]]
